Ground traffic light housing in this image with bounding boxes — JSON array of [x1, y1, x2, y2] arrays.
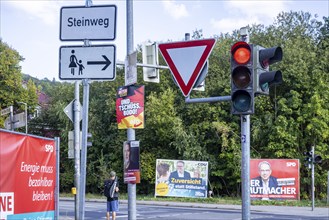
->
[[230, 41, 254, 115], [304, 151, 322, 167], [304, 151, 312, 163], [313, 154, 322, 164], [142, 41, 160, 83], [254, 46, 283, 95]]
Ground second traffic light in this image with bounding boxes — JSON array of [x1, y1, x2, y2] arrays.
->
[[254, 45, 283, 95], [231, 41, 255, 115]]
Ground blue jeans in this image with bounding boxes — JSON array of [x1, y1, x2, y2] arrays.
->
[[107, 200, 119, 212]]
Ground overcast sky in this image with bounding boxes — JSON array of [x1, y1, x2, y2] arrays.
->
[[1, 0, 328, 81]]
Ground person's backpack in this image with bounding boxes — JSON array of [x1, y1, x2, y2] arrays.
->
[[104, 181, 111, 198], [104, 177, 118, 198]]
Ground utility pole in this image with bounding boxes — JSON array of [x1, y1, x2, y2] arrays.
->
[[73, 81, 80, 220], [126, 1, 136, 219], [311, 146, 315, 211]]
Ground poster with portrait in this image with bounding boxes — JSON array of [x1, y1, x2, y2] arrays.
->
[[155, 159, 208, 198], [123, 141, 140, 184], [250, 159, 300, 200], [0, 129, 57, 220], [116, 85, 144, 129]]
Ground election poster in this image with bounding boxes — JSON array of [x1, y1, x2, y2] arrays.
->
[[0, 130, 57, 220], [155, 159, 208, 198], [250, 159, 300, 200], [123, 141, 140, 184], [116, 85, 144, 129]]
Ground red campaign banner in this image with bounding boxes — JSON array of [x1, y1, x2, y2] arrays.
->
[[250, 159, 300, 200], [116, 85, 144, 129], [0, 130, 56, 220]]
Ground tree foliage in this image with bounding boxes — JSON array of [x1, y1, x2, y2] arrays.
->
[[1, 12, 328, 199]]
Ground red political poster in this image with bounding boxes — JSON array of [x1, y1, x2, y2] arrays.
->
[[250, 159, 300, 200], [0, 130, 56, 220], [116, 85, 144, 129]]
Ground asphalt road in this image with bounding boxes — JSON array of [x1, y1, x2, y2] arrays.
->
[[59, 198, 329, 220]]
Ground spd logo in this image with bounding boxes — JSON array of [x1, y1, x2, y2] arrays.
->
[[286, 162, 296, 167], [45, 144, 54, 153]]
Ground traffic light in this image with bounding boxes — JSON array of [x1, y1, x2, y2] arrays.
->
[[142, 41, 160, 83], [313, 154, 322, 164], [304, 151, 312, 163], [230, 41, 254, 115], [254, 45, 283, 95], [304, 151, 322, 167]]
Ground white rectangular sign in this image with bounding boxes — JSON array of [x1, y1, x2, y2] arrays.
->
[[1, 107, 11, 116], [60, 5, 117, 41], [59, 45, 116, 80]]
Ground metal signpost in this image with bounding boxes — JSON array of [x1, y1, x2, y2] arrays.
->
[[59, 1, 117, 219], [126, 1, 137, 219]]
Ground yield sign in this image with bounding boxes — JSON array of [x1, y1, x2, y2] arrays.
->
[[158, 39, 216, 97]]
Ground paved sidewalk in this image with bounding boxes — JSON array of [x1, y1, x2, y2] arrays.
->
[[62, 197, 329, 217], [121, 200, 329, 217]]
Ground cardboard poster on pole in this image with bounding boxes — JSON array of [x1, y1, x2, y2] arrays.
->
[[116, 85, 144, 129], [123, 141, 140, 184]]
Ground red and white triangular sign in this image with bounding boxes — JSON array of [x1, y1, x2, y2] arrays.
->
[[158, 38, 216, 97]]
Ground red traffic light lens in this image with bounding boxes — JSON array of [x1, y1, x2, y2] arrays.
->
[[232, 66, 251, 88], [231, 42, 251, 64], [234, 48, 250, 64]]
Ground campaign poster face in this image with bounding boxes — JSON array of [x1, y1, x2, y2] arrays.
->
[[123, 141, 140, 184], [116, 85, 144, 129], [250, 159, 300, 200], [0, 130, 56, 220], [155, 159, 208, 198]]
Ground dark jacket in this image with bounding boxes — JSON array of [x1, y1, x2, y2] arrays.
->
[[104, 178, 119, 201], [169, 171, 191, 181]]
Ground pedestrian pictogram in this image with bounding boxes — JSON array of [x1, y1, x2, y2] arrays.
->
[[59, 45, 116, 80], [158, 39, 216, 97]]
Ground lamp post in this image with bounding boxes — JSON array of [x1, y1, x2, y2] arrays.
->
[[18, 102, 27, 134]]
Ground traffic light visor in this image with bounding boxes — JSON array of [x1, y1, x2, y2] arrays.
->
[[231, 42, 251, 64], [259, 46, 283, 68]]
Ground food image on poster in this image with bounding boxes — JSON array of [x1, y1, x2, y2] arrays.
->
[[116, 85, 144, 129]]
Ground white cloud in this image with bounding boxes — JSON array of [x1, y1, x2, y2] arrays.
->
[[5, 1, 61, 26], [211, 0, 288, 33], [162, 0, 189, 19]]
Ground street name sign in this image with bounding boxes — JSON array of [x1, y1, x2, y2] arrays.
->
[[60, 5, 117, 41], [158, 39, 216, 97], [59, 45, 116, 80], [4, 112, 25, 130], [1, 106, 12, 116]]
